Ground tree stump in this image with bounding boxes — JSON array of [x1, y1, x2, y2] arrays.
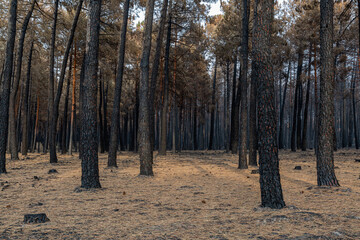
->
[[48, 169, 58, 174], [24, 213, 50, 223]]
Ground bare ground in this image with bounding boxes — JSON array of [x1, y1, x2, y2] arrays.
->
[[0, 149, 359, 239]]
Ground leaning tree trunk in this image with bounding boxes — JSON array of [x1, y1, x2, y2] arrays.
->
[[138, 0, 156, 176], [80, 0, 102, 188], [159, 8, 172, 156], [0, 0, 17, 174], [61, 53, 72, 154], [317, 0, 339, 187], [49, 0, 84, 163], [253, 0, 285, 209], [149, 0, 169, 152], [239, 0, 250, 169], [108, 0, 130, 167], [21, 42, 34, 156], [9, 0, 35, 160]]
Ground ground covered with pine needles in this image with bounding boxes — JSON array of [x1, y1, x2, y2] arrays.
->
[[0, 150, 359, 239]]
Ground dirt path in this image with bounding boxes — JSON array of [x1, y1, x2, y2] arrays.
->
[[0, 150, 359, 239]]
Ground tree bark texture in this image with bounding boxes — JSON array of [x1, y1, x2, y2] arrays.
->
[[253, 0, 285, 209], [80, 0, 102, 188], [138, 0, 156, 176], [0, 0, 17, 174], [317, 0, 339, 187]]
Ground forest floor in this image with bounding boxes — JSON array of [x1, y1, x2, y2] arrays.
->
[[0, 149, 360, 240]]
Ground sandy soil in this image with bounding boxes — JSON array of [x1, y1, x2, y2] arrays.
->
[[0, 149, 359, 239]]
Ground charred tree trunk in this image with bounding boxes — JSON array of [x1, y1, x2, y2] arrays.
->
[[249, 59, 258, 164], [279, 62, 290, 149], [239, 0, 250, 168], [253, 0, 285, 209], [32, 96, 40, 152], [107, 0, 130, 167], [47, 0, 60, 155], [69, 45, 78, 155], [352, 73, 359, 149], [99, 74, 105, 153], [291, 50, 304, 152], [9, 0, 35, 160], [230, 57, 238, 153], [0, 0, 17, 174], [317, 0, 339, 186], [149, 0, 169, 151], [61, 53, 72, 154], [208, 62, 217, 150], [302, 46, 312, 151], [21, 42, 34, 156], [80, 0, 102, 188], [225, 61, 230, 153], [138, 0, 155, 175], [49, 0, 84, 163], [159, 9, 172, 156]]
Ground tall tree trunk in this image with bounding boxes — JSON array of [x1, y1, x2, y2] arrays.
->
[[314, 44, 319, 153], [239, 0, 250, 168], [49, 0, 84, 163], [99, 73, 105, 153], [61, 53, 72, 154], [352, 73, 359, 149], [47, 0, 60, 155], [0, 0, 17, 174], [69, 44, 77, 155], [249, 59, 258, 164], [9, 0, 35, 160], [103, 82, 109, 151], [230, 57, 238, 153], [32, 96, 39, 152], [149, 0, 169, 151], [209, 62, 217, 150], [193, 97, 198, 150], [107, 0, 130, 167], [21, 42, 34, 156], [302, 46, 312, 151], [172, 32, 177, 154], [231, 64, 242, 154], [138, 0, 156, 175], [81, 0, 102, 188], [291, 50, 304, 152], [317, 0, 339, 186], [253, 0, 285, 209], [159, 8, 172, 156], [279, 62, 291, 149], [225, 61, 230, 152], [355, 0, 360, 149]]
